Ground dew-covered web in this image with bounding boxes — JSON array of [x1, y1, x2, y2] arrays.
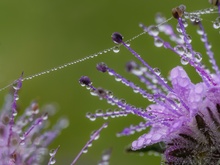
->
[[0, 5, 219, 92]]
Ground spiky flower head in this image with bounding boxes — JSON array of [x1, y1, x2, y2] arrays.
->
[[0, 76, 68, 165], [80, 3, 220, 165]]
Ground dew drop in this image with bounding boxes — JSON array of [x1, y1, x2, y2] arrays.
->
[[195, 17, 201, 23], [49, 149, 56, 157], [113, 46, 120, 53], [153, 68, 161, 76], [49, 158, 56, 164], [148, 26, 159, 36], [91, 130, 100, 140], [148, 95, 154, 102], [186, 35, 192, 43], [106, 109, 113, 115], [107, 91, 113, 98], [182, 20, 188, 27], [194, 52, 202, 63], [174, 45, 185, 55], [83, 148, 88, 153], [13, 84, 19, 90], [190, 15, 196, 22], [43, 113, 48, 120], [213, 21, 220, 29], [125, 41, 131, 46], [86, 112, 92, 118], [95, 109, 103, 116], [89, 114, 96, 121], [197, 29, 204, 35], [176, 24, 182, 33], [12, 111, 18, 117], [115, 77, 122, 82], [20, 141, 25, 145], [216, 16, 220, 22], [181, 56, 189, 65], [154, 38, 163, 47]]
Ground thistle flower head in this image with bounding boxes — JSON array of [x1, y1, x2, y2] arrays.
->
[[0, 76, 68, 165], [80, 3, 220, 165]]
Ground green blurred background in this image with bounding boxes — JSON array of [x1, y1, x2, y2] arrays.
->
[[0, 0, 218, 164]]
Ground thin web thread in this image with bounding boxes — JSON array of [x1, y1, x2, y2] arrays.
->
[[0, 6, 218, 92]]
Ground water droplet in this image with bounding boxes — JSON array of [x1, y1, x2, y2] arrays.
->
[[83, 147, 88, 153], [43, 113, 48, 120], [20, 141, 25, 145], [182, 20, 188, 27], [107, 91, 113, 98], [154, 38, 163, 47], [184, 12, 189, 19], [86, 112, 92, 118], [95, 109, 103, 116], [205, 8, 211, 13], [181, 56, 189, 65], [125, 41, 131, 46], [13, 84, 19, 90], [194, 52, 202, 63], [213, 21, 220, 29], [174, 45, 185, 55], [113, 46, 120, 53], [195, 17, 201, 23], [190, 15, 196, 22], [49, 149, 56, 157], [186, 35, 192, 43], [115, 77, 122, 82], [148, 26, 159, 36], [148, 95, 154, 102], [91, 130, 100, 140], [106, 109, 113, 115], [12, 111, 17, 117], [197, 29, 204, 35], [216, 16, 220, 22], [49, 158, 56, 164], [14, 94, 19, 101], [120, 99, 127, 105], [153, 68, 161, 76], [89, 114, 96, 121]]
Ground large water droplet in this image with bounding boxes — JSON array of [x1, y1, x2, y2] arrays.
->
[[95, 109, 103, 116], [181, 56, 189, 65], [89, 114, 96, 121], [197, 29, 204, 35], [213, 21, 220, 29], [154, 38, 163, 47], [148, 26, 159, 36], [113, 46, 120, 53], [174, 45, 185, 55]]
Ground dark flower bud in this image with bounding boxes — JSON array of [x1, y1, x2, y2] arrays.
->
[[95, 88, 107, 98], [96, 63, 108, 73], [126, 61, 138, 72], [111, 32, 123, 44], [172, 5, 185, 19], [79, 76, 92, 86]]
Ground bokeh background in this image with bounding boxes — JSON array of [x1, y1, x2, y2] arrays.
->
[[0, 0, 219, 164]]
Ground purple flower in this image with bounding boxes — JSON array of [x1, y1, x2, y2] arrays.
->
[[80, 3, 220, 165], [0, 76, 68, 165]]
